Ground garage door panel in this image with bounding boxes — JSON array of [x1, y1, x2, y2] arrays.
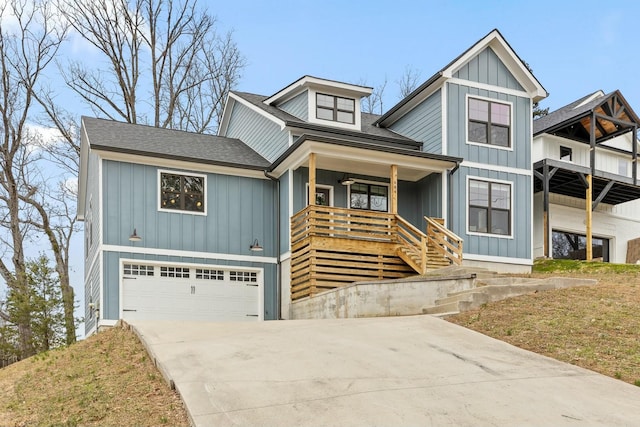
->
[[122, 263, 261, 322]]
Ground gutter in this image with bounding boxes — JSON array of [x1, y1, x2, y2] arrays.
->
[[263, 170, 282, 320]]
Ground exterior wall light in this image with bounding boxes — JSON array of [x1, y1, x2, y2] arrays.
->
[[129, 228, 142, 242], [250, 239, 263, 251], [339, 174, 355, 186]]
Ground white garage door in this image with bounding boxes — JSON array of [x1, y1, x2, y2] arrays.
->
[[121, 262, 261, 322]]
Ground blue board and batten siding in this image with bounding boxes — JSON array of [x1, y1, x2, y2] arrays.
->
[[278, 91, 309, 121], [225, 100, 289, 162], [389, 89, 442, 154], [83, 150, 101, 335], [100, 160, 278, 320], [445, 46, 533, 262], [454, 47, 524, 91]]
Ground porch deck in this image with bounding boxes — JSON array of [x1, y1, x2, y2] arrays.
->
[[290, 205, 463, 300]]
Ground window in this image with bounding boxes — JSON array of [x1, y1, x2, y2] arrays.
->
[[195, 269, 224, 280], [618, 158, 628, 176], [316, 93, 355, 124], [350, 182, 388, 212], [552, 230, 609, 262], [229, 271, 257, 282], [468, 179, 511, 236], [160, 266, 190, 278], [124, 264, 155, 276], [160, 172, 205, 213], [468, 98, 511, 147], [306, 184, 333, 207], [560, 146, 572, 161]]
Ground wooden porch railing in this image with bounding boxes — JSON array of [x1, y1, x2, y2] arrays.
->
[[424, 216, 463, 266], [290, 206, 463, 300]]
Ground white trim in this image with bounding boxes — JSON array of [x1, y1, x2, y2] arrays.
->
[[229, 92, 286, 129], [157, 169, 208, 216], [280, 251, 291, 262], [441, 83, 448, 155], [464, 252, 533, 266], [347, 179, 391, 213], [98, 319, 119, 328], [217, 96, 234, 136], [441, 170, 448, 227], [98, 158, 104, 324], [288, 168, 294, 252], [118, 258, 265, 321], [265, 76, 372, 105], [449, 77, 529, 99], [466, 175, 514, 239], [97, 149, 267, 180], [529, 97, 535, 261], [305, 183, 334, 206], [461, 161, 532, 176], [465, 93, 514, 152], [307, 87, 362, 131], [101, 244, 278, 264]]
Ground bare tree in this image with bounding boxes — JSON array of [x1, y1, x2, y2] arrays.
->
[[361, 77, 387, 115], [396, 65, 422, 99], [0, 0, 68, 356], [57, 0, 245, 133]]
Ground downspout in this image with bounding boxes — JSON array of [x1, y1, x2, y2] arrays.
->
[[447, 162, 461, 229], [264, 170, 281, 320]]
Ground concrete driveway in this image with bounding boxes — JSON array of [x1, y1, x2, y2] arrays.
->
[[129, 316, 640, 426]]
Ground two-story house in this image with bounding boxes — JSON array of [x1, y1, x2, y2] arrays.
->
[[78, 29, 548, 335], [532, 90, 640, 263]]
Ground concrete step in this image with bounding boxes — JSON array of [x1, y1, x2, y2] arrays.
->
[[429, 311, 460, 318], [423, 300, 461, 315]]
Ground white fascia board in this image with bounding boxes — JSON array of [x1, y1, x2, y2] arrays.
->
[[265, 76, 373, 105], [77, 120, 91, 220], [102, 244, 278, 264], [96, 149, 268, 180], [229, 92, 286, 130], [271, 139, 456, 177], [443, 30, 547, 102], [217, 96, 235, 136], [463, 252, 533, 266]]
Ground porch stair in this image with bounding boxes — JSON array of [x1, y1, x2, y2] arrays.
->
[[423, 275, 598, 318]]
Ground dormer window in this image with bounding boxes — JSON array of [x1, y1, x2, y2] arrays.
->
[[316, 93, 355, 124]]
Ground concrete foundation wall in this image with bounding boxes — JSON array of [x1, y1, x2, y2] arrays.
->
[[290, 275, 476, 320]]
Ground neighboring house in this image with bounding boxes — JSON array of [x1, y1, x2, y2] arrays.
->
[[532, 90, 640, 263], [78, 29, 549, 335]]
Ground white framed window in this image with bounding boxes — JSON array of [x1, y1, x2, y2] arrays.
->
[[124, 264, 155, 276], [305, 183, 334, 207], [467, 177, 513, 238], [195, 268, 224, 280], [158, 169, 207, 215], [160, 266, 190, 278], [348, 181, 389, 212], [618, 158, 629, 177], [316, 93, 355, 124], [466, 94, 513, 150], [230, 271, 257, 282]]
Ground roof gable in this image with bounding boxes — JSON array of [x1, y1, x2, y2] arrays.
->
[[376, 29, 547, 127], [453, 46, 524, 91]]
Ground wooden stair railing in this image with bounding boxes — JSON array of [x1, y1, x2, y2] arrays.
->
[[394, 215, 427, 275], [424, 217, 463, 266]]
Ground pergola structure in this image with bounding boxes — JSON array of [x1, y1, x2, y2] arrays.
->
[[533, 91, 640, 259]]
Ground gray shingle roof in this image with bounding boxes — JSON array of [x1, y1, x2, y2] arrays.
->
[[533, 91, 604, 135], [232, 91, 413, 141], [82, 116, 270, 169]]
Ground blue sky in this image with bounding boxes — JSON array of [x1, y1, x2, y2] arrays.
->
[[210, 0, 640, 114]]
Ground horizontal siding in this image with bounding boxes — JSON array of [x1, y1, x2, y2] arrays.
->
[[84, 151, 101, 271], [390, 89, 442, 154], [102, 251, 278, 320], [279, 91, 308, 121], [225, 101, 289, 162], [447, 83, 531, 170], [102, 160, 277, 256], [454, 47, 524, 91], [451, 166, 531, 260], [84, 258, 100, 335]]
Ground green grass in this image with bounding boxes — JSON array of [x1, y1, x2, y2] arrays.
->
[[533, 258, 640, 274]]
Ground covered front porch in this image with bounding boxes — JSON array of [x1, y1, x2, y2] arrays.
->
[[271, 135, 464, 301]]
